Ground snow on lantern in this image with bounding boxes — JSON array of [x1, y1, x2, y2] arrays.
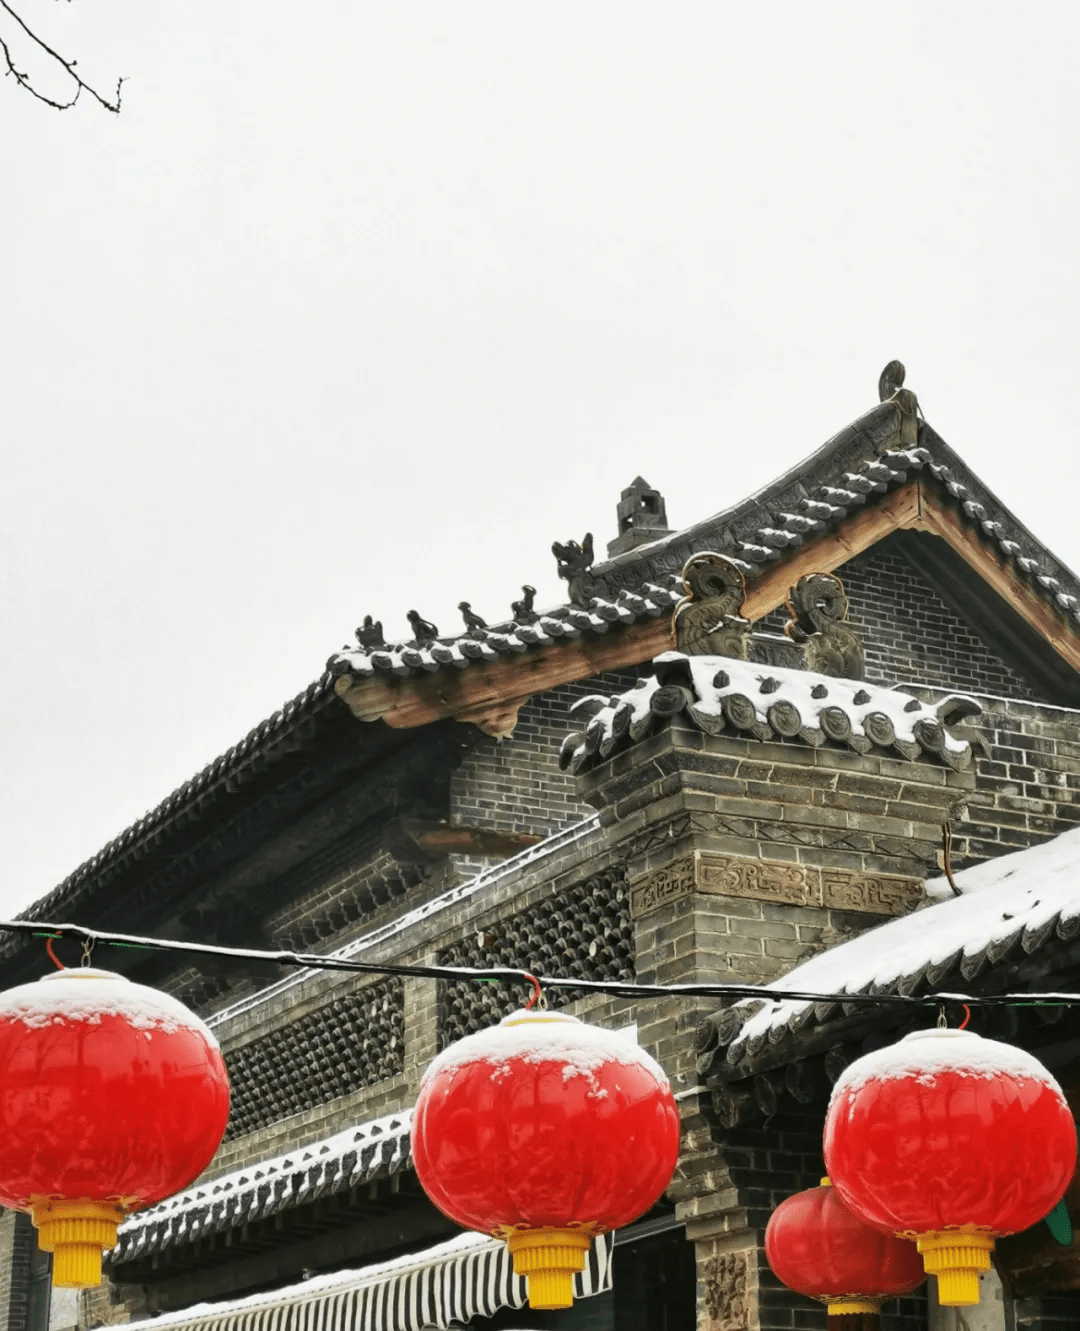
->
[[765, 1177, 924, 1319], [412, 1010, 680, 1311], [0, 968, 230, 1288], [824, 1028, 1077, 1307]]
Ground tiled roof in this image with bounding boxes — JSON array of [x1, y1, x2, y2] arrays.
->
[[328, 398, 1080, 687], [12, 676, 337, 933], [329, 580, 684, 681], [559, 653, 983, 774], [16, 372, 1080, 942], [110, 1110, 412, 1265]]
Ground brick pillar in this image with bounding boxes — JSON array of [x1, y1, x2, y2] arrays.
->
[[572, 696, 979, 1331]]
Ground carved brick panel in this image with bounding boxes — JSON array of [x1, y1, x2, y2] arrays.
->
[[701, 1250, 750, 1330], [821, 869, 922, 914], [630, 852, 920, 919], [698, 855, 810, 906], [628, 859, 696, 917]]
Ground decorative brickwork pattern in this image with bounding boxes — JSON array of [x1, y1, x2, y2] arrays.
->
[[436, 868, 633, 1047], [223, 978, 403, 1140], [268, 850, 428, 952]]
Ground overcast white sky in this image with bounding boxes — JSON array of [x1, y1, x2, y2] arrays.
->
[[1, 2, 1077, 916]]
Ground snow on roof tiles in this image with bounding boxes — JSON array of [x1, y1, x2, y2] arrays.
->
[[111, 1109, 413, 1264], [719, 825, 1080, 1067], [559, 652, 982, 774]]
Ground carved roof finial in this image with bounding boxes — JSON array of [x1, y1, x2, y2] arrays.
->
[[878, 360, 906, 402], [784, 572, 864, 679], [607, 477, 671, 557], [672, 552, 751, 659], [878, 359, 919, 447], [355, 615, 385, 650], [511, 585, 538, 624], [406, 610, 439, 646], [458, 601, 488, 638], [552, 534, 595, 607]]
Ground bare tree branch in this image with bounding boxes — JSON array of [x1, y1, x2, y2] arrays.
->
[[0, 0, 122, 112]]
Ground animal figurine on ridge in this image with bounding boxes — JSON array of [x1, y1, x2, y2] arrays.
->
[[552, 534, 595, 606]]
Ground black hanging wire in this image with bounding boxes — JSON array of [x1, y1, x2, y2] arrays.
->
[[1, 919, 1077, 1012]]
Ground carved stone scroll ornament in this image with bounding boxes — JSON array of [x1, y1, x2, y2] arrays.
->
[[783, 571, 864, 679], [552, 534, 596, 607], [672, 552, 751, 659]]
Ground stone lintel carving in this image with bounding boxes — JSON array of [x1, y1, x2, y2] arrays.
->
[[783, 571, 865, 679], [628, 859, 697, 918], [673, 553, 751, 660], [630, 851, 921, 919]]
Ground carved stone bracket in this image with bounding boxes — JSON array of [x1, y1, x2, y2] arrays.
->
[[629, 851, 921, 919]]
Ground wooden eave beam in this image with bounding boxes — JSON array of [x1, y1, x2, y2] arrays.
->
[[906, 485, 1080, 672], [334, 479, 1080, 735]]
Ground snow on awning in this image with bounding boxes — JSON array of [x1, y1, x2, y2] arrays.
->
[[134, 1229, 613, 1331], [720, 826, 1080, 1065]]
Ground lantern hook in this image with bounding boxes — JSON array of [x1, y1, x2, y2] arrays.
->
[[937, 1004, 947, 1029], [45, 937, 65, 970], [523, 973, 546, 1011], [81, 937, 95, 968]]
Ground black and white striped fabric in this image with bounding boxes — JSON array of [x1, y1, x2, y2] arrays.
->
[[149, 1231, 612, 1331]]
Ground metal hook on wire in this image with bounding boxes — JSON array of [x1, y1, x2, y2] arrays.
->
[[523, 973, 546, 1011]]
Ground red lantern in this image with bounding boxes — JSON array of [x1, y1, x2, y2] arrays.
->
[[765, 1177, 924, 1318], [824, 1028, 1077, 1307], [0, 968, 230, 1288], [412, 1010, 680, 1310]]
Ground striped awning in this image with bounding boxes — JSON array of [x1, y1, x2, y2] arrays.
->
[[143, 1230, 613, 1331]]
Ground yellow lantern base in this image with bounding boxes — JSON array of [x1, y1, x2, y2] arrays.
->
[[31, 1199, 126, 1289], [826, 1298, 880, 1316], [915, 1230, 995, 1307], [504, 1226, 593, 1310]]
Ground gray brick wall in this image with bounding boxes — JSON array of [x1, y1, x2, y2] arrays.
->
[[900, 688, 1080, 869], [760, 532, 1044, 701]]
